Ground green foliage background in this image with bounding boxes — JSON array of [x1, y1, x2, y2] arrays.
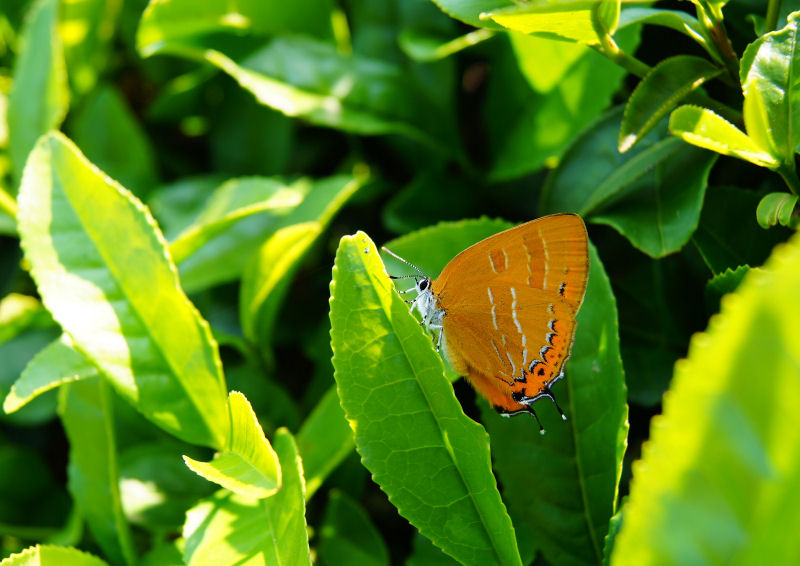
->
[[0, 1, 799, 565]]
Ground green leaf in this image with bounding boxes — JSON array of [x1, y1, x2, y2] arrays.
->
[[620, 55, 722, 152], [318, 490, 389, 566], [740, 12, 800, 164], [0, 292, 53, 345], [60, 378, 136, 566], [406, 533, 463, 566], [669, 105, 780, 168], [692, 186, 792, 274], [146, 175, 226, 241], [487, 28, 639, 180], [70, 85, 159, 198], [295, 387, 354, 500], [0, 545, 109, 566], [136, 0, 335, 55], [542, 107, 717, 257], [427, 0, 513, 29], [481, 245, 627, 566], [487, 0, 621, 44], [183, 429, 311, 566], [183, 391, 281, 499], [7, 0, 69, 182], [705, 265, 751, 313], [0, 327, 61, 426], [756, 192, 799, 228], [617, 8, 713, 60], [4, 334, 98, 414], [240, 174, 362, 344], [61, 0, 122, 95], [398, 28, 495, 62], [602, 507, 624, 566], [17, 132, 229, 449], [330, 231, 522, 566], [119, 443, 215, 531], [611, 232, 800, 565]]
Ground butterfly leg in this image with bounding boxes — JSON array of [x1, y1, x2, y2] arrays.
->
[[542, 386, 567, 421], [429, 324, 444, 351], [499, 405, 546, 434]]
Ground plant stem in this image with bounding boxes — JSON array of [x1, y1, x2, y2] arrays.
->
[[697, 5, 741, 86], [765, 0, 782, 33], [777, 162, 800, 195], [592, 33, 651, 79]]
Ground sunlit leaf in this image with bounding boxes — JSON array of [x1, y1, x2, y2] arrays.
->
[[740, 12, 800, 164], [0, 545, 109, 566], [611, 232, 800, 565], [330, 230, 522, 566], [183, 391, 281, 499], [183, 430, 311, 566], [487, 0, 621, 44], [17, 132, 229, 449], [4, 334, 98, 414]]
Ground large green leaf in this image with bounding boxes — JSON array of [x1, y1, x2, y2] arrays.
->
[[17, 132, 229, 449], [481, 245, 627, 566], [611, 232, 800, 565], [620, 55, 722, 152], [542, 107, 717, 257], [318, 490, 389, 566], [60, 378, 136, 566], [330, 229, 522, 566], [183, 429, 311, 566], [295, 387, 354, 500], [740, 12, 800, 165], [7, 0, 69, 182]]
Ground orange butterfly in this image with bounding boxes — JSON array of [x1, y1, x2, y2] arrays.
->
[[384, 214, 589, 433]]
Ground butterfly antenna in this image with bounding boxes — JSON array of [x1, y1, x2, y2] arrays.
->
[[381, 246, 427, 277]]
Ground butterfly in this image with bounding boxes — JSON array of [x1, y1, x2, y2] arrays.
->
[[383, 214, 589, 433]]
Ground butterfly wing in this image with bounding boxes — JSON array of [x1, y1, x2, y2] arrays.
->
[[441, 286, 579, 412], [432, 214, 589, 412], [433, 213, 589, 310]]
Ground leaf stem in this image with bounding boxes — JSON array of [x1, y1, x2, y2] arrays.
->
[[697, 5, 740, 85], [765, 0, 782, 33], [777, 161, 800, 195], [592, 33, 650, 79]]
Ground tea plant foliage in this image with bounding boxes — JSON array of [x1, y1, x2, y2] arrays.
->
[[2, 0, 800, 565]]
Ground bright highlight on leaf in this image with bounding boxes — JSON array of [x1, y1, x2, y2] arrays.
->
[[3, 334, 98, 414], [183, 391, 281, 499], [330, 230, 522, 566], [612, 231, 800, 565], [669, 105, 780, 168], [183, 429, 310, 566], [16, 131, 229, 449], [0, 544, 109, 566]]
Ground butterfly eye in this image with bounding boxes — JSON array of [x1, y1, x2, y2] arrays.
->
[[418, 278, 429, 291]]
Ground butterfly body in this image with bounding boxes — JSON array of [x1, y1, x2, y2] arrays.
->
[[387, 214, 589, 431]]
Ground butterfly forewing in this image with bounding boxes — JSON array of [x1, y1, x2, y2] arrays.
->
[[432, 214, 589, 413]]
